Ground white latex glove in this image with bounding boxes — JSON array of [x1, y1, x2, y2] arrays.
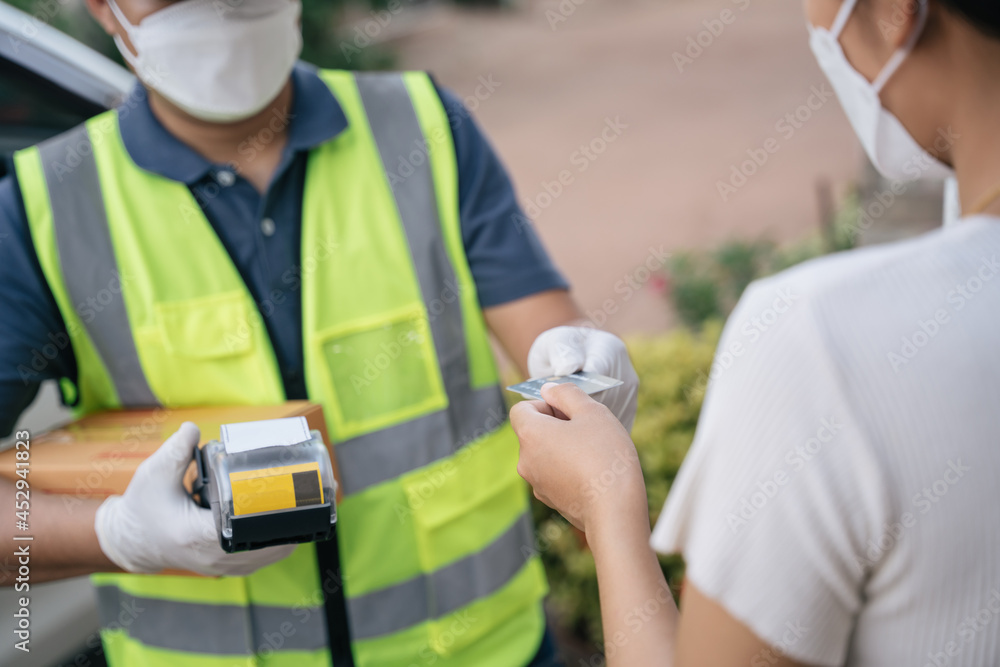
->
[[527, 326, 640, 432], [95, 422, 296, 577]]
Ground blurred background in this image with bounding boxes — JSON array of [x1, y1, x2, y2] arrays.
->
[[0, 0, 948, 664]]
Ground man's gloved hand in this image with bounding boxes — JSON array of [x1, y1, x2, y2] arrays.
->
[[94, 422, 296, 577], [527, 326, 640, 432]]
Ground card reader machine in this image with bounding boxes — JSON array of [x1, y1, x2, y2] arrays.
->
[[191, 417, 337, 553]]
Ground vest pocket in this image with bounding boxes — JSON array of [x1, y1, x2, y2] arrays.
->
[[136, 291, 280, 406], [313, 305, 448, 440], [155, 291, 256, 358], [400, 427, 541, 657], [402, 428, 526, 572]]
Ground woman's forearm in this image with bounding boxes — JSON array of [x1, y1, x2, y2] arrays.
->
[[587, 506, 678, 667], [507, 383, 679, 663]]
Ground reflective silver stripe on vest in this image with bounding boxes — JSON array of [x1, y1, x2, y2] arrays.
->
[[350, 73, 536, 640], [350, 72, 507, 496], [36, 125, 159, 408], [348, 512, 535, 641], [335, 385, 506, 496], [95, 586, 328, 655]]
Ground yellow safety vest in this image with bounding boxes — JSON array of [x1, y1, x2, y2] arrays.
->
[[14, 70, 547, 667]]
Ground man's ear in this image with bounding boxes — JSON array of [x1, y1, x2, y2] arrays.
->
[[84, 0, 118, 36], [877, 0, 923, 51]]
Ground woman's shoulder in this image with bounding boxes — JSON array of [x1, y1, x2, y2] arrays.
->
[[739, 219, 1000, 328]]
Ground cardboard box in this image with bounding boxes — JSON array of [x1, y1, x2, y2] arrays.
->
[[0, 402, 341, 503]]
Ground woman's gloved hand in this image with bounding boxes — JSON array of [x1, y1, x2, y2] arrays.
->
[[94, 422, 296, 577], [527, 326, 639, 432]]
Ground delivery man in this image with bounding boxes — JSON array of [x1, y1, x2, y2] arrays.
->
[[0, 0, 639, 666]]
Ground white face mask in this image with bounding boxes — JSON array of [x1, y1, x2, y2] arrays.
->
[[808, 0, 953, 182], [108, 0, 303, 123], [943, 176, 963, 226]]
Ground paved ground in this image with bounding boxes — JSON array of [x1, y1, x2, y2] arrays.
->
[[391, 0, 863, 333]]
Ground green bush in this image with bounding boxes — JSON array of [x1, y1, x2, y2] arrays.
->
[[667, 196, 859, 329], [528, 322, 723, 649]]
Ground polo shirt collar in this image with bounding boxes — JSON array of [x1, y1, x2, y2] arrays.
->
[[117, 62, 349, 185]]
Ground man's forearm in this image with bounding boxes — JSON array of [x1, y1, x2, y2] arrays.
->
[[1, 478, 119, 585], [587, 507, 678, 666], [484, 289, 583, 376]]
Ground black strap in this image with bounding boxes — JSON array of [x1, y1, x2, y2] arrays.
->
[[316, 527, 355, 666]]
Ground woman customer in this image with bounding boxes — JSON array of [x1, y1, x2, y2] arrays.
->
[[512, 0, 1000, 664]]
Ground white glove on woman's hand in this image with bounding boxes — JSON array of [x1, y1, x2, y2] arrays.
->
[[527, 326, 640, 431], [94, 422, 296, 577]]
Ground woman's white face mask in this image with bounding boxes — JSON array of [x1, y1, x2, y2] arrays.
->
[[808, 0, 953, 182], [108, 0, 303, 123]]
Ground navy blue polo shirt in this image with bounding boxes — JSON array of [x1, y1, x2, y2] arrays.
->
[[0, 63, 567, 437]]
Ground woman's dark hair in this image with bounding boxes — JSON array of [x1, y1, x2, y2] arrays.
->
[[938, 0, 1000, 38]]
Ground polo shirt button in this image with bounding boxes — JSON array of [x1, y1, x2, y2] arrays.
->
[[261, 217, 276, 237], [216, 169, 236, 187]]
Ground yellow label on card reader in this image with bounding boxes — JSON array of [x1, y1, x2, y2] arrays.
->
[[230, 462, 325, 516]]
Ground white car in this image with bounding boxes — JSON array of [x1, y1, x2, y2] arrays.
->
[[0, 3, 133, 666], [0, 1, 132, 160]]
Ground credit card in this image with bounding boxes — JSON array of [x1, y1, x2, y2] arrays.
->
[[506, 371, 624, 401]]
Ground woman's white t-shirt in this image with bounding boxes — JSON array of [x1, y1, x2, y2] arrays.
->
[[652, 216, 1000, 666]]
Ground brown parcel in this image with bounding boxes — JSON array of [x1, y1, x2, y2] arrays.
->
[[1, 401, 340, 500], [0, 402, 341, 576]]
